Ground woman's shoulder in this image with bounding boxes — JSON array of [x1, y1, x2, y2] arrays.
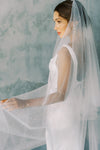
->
[[57, 45, 71, 58], [56, 45, 71, 66]]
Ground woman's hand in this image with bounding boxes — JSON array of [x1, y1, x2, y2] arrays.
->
[[0, 98, 27, 111]]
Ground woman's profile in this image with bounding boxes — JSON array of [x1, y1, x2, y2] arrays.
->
[[0, 0, 100, 150]]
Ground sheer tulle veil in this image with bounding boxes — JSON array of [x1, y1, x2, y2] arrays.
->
[[0, 0, 100, 150]]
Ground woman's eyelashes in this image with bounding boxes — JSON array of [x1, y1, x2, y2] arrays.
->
[[57, 21, 61, 23], [53, 20, 61, 23]]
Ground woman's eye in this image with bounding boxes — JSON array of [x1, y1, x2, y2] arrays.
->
[[57, 21, 61, 23]]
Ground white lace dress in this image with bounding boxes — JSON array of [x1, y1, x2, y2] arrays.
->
[[45, 44, 82, 150]]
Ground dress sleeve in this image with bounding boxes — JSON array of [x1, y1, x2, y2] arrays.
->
[[57, 47, 71, 96]]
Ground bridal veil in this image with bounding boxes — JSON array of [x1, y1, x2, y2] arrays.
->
[[0, 0, 100, 150]]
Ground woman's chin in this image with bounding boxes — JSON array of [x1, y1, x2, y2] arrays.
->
[[59, 34, 63, 38], [58, 33, 65, 38]]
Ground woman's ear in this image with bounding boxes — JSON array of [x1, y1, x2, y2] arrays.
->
[[63, 22, 72, 37], [63, 21, 79, 37]]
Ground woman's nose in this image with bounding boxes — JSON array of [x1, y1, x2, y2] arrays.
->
[[54, 24, 57, 30]]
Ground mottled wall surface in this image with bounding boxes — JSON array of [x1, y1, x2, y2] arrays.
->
[[0, 0, 57, 99]]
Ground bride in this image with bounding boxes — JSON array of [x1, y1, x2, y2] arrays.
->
[[0, 0, 100, 150]]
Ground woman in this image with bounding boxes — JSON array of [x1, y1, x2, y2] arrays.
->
[[0, 0, 100, 150]]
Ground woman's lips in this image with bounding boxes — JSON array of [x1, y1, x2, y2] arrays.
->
[[57, 32, 61, 35]]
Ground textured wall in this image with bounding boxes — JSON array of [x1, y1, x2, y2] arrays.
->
[[0, 0, 57, 99]]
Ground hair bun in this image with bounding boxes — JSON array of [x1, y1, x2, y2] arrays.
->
[[65, 0, 73, 1], [65, 0, 73, 7]]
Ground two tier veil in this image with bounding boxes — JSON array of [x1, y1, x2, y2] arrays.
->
[[0, 0, 100, 150]]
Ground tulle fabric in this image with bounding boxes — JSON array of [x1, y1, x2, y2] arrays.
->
[[0, 0, 100, 150]]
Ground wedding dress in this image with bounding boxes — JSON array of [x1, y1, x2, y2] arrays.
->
[[46, 44, 83, 150]]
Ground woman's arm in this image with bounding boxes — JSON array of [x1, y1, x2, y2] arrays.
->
[[0, 92, 63, 111], [29, 46, 71, 106], [0, 47, 71, 110], [27, 91, 65, 106], [44, 47, 71, 105]]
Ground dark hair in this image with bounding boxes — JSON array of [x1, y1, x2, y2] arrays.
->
[[54, 0, 91, 27], [54, 0, 73, 22]]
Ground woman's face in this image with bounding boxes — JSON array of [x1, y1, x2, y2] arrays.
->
[[53, 11, 68, 38]]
